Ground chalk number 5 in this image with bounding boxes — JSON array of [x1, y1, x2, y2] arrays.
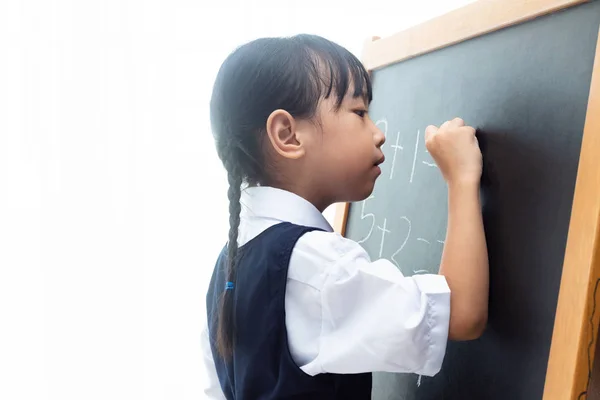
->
[[357, 195, 375, 244]]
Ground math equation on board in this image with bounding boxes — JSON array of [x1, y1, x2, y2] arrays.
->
[[346, 118, 449, 277]]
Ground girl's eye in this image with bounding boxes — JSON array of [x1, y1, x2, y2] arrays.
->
[[354, 110, 367, 118]]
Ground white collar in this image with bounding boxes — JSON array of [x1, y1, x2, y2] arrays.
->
[[240, 186, 333, 233]]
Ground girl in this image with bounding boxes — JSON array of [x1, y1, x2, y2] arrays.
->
[[202, 34, 488, 399]]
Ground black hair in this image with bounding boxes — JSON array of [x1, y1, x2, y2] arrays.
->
[[209, 34, 372, 359]]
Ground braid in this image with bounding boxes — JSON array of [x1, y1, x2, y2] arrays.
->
[[216, 168, 242, 359], [227, 172, 242, 267]]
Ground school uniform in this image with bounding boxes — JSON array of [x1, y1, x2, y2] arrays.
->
[[202, 186, 451, 399]]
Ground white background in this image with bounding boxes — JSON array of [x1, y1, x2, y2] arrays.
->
[[0, 0, 473, 398]]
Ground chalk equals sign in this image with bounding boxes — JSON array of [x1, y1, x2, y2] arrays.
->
[[423, 149, 437, 168]]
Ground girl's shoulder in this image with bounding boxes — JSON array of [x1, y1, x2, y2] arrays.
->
[[296, 228, 369, 262], [287, 229, 373, 286]]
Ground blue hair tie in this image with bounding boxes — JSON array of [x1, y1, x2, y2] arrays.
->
[[225, 281, 234, 291]]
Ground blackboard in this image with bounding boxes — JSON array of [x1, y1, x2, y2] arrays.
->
[[336, 1, 600, 399]]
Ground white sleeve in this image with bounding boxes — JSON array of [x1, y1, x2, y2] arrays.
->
[[290, 231, 450, 377], [200, 321, 227, 400]]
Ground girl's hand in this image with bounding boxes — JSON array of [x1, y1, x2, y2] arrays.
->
[[425, 118, 482, 185]]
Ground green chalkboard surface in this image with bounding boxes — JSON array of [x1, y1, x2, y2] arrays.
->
[[344, 2, 600, 399]]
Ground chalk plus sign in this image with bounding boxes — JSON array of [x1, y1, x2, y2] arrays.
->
[[377, 218, 391, 258], [390, 131, 403, 180]]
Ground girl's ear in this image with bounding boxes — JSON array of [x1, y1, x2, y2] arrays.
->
[[265, 109, 306, 160]]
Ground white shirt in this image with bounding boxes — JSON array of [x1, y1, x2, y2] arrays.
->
[[201, 186, 451, 398]]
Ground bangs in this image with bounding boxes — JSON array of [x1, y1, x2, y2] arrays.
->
[[296, 35, 373, 109]]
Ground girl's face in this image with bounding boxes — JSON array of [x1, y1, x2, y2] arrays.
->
[[300, 91, 386, 208], [264, 81, 384, 212]]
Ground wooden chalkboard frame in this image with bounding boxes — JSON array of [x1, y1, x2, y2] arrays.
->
[[332, 0, 600, 398]]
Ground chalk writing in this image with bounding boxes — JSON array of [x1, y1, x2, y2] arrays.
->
[[410, 129, 420, 183], [377, 218, 390, 258], [390, 131, 404, 180], [357, 195, 375, 244], [391, 216, 412, 269], [351, 117, 447, 279]]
